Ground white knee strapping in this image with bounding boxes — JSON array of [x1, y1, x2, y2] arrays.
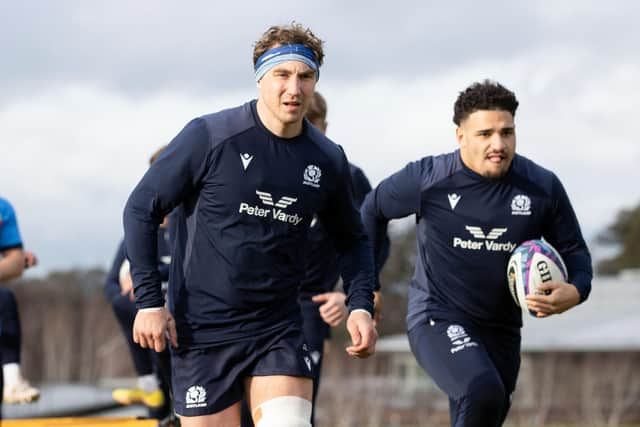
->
[[254, 396, 312, 427]]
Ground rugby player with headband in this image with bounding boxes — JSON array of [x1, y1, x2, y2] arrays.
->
[[124, 23, 377, 427]]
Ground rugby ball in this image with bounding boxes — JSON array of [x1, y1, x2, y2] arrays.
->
[[507, 239, 568, 316]]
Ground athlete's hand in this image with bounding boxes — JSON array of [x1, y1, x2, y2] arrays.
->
[[373, 291, 383, 327], [24, 251, 38, 269], [133, 307, 178, 352], [526, 282, 581, 318], [345, 310, 377, 358], [312, 292, 348, 327]]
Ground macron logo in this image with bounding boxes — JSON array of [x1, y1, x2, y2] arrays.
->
[[240, 153, 254, 170], [448, 193, 461, 210]]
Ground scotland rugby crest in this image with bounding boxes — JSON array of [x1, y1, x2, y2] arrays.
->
[[303, 165, 321, 188], [511, 194, 531, 215]]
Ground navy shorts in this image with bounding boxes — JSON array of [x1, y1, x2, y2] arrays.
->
[[408, 317, 521, 427], [171, 323, 314, 416]]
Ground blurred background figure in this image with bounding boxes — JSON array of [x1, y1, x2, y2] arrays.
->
[[1, 250, 40, 405], [1, 198, 40, 417]]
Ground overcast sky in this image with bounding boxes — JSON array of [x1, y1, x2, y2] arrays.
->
[[1, 0, 638, 275]]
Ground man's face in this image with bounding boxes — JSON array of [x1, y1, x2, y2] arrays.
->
[[257, 60, 316, 134], [456, 109, 516, 179]]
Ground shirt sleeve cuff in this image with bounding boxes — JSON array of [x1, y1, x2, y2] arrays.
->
[[139, 307, 164, 312], [350, 308, 372, 318]]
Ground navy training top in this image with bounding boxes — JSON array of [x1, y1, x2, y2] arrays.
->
[[361, 151, 593, 330], [124, 100, 375, 346], [300, 163, 372, 299]]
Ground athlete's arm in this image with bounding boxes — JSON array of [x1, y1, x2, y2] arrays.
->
[[319, 161, 374, 313], [124, 118, 211, 350], [549, 176, 593, 302], [361, 159, 429, 287], [316, 151, 377, 357], [0, 248, 25, 281], [527, 174, 593, 317], [124, 118, 211, 310], [0, 200, 25, 281]]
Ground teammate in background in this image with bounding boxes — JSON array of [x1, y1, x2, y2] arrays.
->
[[0, 250, 40, 405], [301, 92, 387, 425], [0, 198, 39, 417], [361, 80, 592, 427], [104, 147, 172, 420], [124, 23, 377, 427]]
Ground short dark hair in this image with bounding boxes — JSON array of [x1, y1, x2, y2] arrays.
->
[[253, 23, 324, 67], [306, 91, 327, 122], [453, 80, 519, 126]]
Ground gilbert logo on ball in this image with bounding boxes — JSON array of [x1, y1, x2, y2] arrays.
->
[[507, 239, 567, 316]]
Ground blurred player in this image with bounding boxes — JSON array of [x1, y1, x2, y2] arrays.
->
[[0, 250, 40, 405], [0, 198, 40, 416]]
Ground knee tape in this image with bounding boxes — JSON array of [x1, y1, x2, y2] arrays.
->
[[254, 396, 312, 427]]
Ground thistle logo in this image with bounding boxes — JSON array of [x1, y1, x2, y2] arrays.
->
[[239, 190, 304, 226], [452, 226, 516, 252], [303, 165, 321, 188], [511, 194, 531, 215], [185, 385, 207, 408]]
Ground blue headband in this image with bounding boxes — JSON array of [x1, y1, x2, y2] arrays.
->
[[254, 44, 319, 82]]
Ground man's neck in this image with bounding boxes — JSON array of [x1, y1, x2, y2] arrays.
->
[[256, 99, 302, 139]]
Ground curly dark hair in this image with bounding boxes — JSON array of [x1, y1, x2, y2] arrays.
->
[[453, 80, 519, 126], [253, 23, 325, 67]]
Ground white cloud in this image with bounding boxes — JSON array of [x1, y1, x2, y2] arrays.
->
[[2, 2, 638, 273], [0, 84, 253, 273]]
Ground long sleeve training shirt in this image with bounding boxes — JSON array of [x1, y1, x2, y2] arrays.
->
[[361, 151, 592, 330], [124, 100, 375, 346]]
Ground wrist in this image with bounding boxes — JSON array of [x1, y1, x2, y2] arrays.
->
[[139, 307, 164, 313], [350, 308, 372, 319]]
